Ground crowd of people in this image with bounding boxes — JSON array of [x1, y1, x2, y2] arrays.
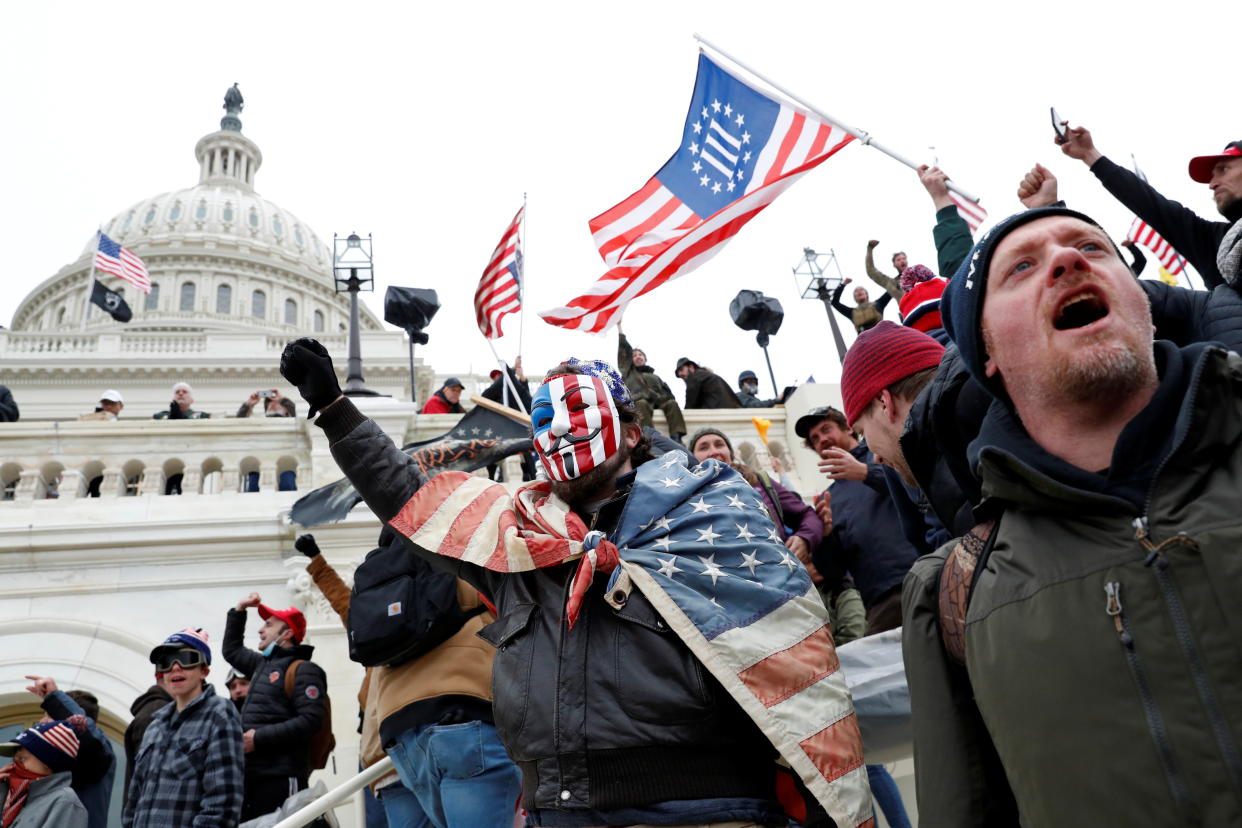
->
[[4, 124, 1242, 827]]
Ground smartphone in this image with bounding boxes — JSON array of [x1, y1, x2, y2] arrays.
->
[[260, 390, 277, 399], [1051, 107, 1068, 143]]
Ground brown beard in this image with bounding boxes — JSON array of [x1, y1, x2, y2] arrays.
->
[[549, 444, 631, 512]]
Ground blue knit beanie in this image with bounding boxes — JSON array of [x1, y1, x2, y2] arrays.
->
[[941, 206, 1113, 397]]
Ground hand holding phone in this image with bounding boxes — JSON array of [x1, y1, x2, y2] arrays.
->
[[1051, 107, 1068, 144]]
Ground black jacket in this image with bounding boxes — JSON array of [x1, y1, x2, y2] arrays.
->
[[222, 611, 327, 779], [812, 443, 921, 607], [317, 399, 780, 818], [901, 346, 990, 537], [1141, 279, 1242, 355], [1091, 155, 1240, 289], [0, 385, 17, 422], [124, 685, 171, 802], [683, 368, 741, 409], [480, 366, 532, 413]]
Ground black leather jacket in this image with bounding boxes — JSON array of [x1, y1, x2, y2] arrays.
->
[[317, 399, 779, 816]]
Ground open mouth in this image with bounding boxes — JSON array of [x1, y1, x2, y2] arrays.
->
[[1054, 290, 1110, 330]]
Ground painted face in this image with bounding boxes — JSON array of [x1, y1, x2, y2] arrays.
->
[[531, 374, 623, 481]]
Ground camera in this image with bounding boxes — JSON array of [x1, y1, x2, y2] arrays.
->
[[259, 390, 277, 399]]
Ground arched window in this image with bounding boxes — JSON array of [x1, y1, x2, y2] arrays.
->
[[295, 226, 305, 246], [222, 202, 234, 222], [144, 206, 156, 224], [169, 201, 182, 221], [56, 306, 65, 325], [180, 282, 196, 312], [195, 200, 208, 220], [216, 284, 232, 314], [248, 208, 259, 229], [122, 211, 134, 232], [272, 216, 284, 236], [313, 310, 324, 332], [252, 289, 266, 319], [145, 283, 160, 311], [284, 298, 297, 325]]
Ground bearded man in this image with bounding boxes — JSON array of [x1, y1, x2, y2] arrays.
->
[[279, 343, 872, 828], [902, 207, 1242, 827]]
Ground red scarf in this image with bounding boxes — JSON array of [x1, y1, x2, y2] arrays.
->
[[3, 764, 49, 828]]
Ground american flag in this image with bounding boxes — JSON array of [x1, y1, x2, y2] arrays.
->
[[948, 191, 988, 232], [539, 54, 854, 333], [387, 451, 873, 827], [475, 207, 524, 339], [1127, 217, 1187, 277], [94, 232, 151, 294]]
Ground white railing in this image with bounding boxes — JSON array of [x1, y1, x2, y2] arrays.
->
[[273, 757, 394, 828]]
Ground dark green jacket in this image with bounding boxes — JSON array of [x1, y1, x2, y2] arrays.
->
[[933, 204, 974, 278], [617, 333, 676, 404], [904, 343, 1242, 827]]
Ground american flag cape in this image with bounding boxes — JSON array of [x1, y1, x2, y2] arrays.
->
[[386, 450, 873, 828], [94, 232, 152, 294], [1127, 217, 1187, 277], [475, 207, 524, 338], [540, 53, 854, 333]]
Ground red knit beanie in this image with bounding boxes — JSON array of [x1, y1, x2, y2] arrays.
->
[[841, 321, 945, 425]]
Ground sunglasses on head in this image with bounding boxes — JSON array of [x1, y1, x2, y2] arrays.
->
[[154, 648, 206, 672]]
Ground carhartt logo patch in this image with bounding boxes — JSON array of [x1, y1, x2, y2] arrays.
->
[[387, 602, 402, 617], [269, 671, 280, 683]]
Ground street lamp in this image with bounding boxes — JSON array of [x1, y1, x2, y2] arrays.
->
[[333, 232, 381, 397], [793, 246, 849, 365]]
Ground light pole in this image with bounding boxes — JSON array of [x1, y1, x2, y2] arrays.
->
[[333, 232, 381, 397], [793, 247, 849, 365]]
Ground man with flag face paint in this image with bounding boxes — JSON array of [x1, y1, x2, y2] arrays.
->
[[280, 339, 869, 828]]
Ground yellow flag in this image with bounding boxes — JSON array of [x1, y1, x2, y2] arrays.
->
[[751, 416, 771, 445], [1158, 265, 1177, 286]]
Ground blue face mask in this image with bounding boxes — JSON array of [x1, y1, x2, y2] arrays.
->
[[260, 641, 278, 657]]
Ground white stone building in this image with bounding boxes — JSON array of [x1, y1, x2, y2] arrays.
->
[[0, 88, 875, 826]]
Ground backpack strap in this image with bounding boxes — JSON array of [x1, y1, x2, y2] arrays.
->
[[756, 471, 785, 530], [283, 659, 304, 698], [937, 516, 1001, 664]]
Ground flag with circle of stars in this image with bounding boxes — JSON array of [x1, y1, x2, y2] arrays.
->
[[289, 404, 531, 528], [605, 449, 873, 828]]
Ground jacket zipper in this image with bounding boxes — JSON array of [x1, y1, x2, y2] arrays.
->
[[1134, 517, 1242, 796], [1104, 581, 1194, 811]]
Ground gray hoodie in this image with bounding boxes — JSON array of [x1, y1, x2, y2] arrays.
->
[[0, 770, 88, 828]]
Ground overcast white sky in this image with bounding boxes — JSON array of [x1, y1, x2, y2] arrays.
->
[[4, 1, 1231, 393]]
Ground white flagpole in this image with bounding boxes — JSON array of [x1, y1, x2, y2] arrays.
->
[[485, 337, 528, 415], [79, 229, 102, 331], [693, 34, 982, 205]]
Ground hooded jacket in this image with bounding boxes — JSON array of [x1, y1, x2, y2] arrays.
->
[[903, 342, 1242, 826], [682, 367, 741, 409], [222, 612, 327, 780], [123, 685, 171, 802], [0, 771, 87, 828]]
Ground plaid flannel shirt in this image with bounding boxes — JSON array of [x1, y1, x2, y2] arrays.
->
[[122, 684, 244, 828]]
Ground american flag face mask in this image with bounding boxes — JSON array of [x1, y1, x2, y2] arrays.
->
[[531, 374, 623, 482]]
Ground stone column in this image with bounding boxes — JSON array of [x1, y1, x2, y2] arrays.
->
[[259, 463, 277, 492], [59, 470, 87, 500], [222, 468, 240, 493], [99, 468, 123, 497], [138, 469, 165, 496], [14, 470, 43, 503], [180, 468, 202, 495]]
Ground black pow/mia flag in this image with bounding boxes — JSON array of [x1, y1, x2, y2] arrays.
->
[[90, 279, 132, 322]]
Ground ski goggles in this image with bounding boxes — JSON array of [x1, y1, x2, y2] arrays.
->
[[153, 648, 207, 672]]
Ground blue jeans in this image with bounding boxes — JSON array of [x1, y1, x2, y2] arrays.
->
[[385, 720, 521, 828], [867, 763, 912, 828], [377, 781, 424, 828]]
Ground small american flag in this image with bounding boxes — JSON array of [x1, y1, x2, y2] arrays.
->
[[948, 191, 988, 232], [474, 207, 524, 339], [540, 54, 854, 333], [387, 451, 873, 827], [94, 232, 151, 294], [1127, 218, 1187, 277]]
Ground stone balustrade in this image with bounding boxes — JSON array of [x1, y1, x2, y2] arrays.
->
[[0, 328, 408, 362]]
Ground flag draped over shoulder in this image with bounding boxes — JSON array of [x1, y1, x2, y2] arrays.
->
[[94, 233, 151, 294], [386, 451, 873, 827], [539, 53, 854, 334], [475, 207, 524, 338]]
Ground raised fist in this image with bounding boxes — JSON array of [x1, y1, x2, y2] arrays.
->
[[295, 534, 321, 559], [280, 338, 342, 417], [1017, 163, 1059, 209]]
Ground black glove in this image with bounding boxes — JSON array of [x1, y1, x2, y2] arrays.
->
[[295, 534, 321, 559], [280, 338, 343, 417], [168, 401, 185, 420]]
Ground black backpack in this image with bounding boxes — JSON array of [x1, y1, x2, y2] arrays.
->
[[347, 533, 485, 667]]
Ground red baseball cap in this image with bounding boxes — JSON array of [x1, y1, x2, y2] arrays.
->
[[1188, 141, 1242, 183], [258, 604, 307, 643]]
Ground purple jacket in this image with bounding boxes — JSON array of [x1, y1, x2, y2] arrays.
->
[[753, 475, 822, 548]]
